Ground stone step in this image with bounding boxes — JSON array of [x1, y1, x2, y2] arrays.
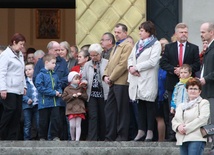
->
[[0, 141, 212, 155]]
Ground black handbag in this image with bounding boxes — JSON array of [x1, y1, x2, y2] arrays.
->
[[200, 124, 214, 138], [197, 102, 214, 138]]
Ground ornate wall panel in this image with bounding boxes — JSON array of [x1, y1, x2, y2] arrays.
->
[[147, 0, 179, 41], [76, 0, 146, 48]]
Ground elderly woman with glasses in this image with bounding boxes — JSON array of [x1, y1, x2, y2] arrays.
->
[[80, 43, 109, 141], [172, 78, 210, 155]]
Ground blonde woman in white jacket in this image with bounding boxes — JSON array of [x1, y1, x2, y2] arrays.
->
[[172, 78, 210, 155], [0, 33, 27, 140], [128, 21, 161, 141]]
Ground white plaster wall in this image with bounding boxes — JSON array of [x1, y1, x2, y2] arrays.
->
[[183, 0, 214, 51]]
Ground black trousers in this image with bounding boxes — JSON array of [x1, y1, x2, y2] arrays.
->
[[59, 106, 68, 140], [166, 90, 175, 139], [39, 107, 60, 140], [137, 100, 155, 131], [105, 84, 130, 141], [0, 93, 22, 140], [87, 97, 106, 141]]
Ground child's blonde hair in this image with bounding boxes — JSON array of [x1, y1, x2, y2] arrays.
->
[[180, 64, 192, 74], [43, 53, 56, 64]]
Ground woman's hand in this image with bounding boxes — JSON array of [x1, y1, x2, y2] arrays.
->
[[170, 108, 175, 114], [79, 81, 87, 87], [104, 76, 113, 86], [177, 124, 186, 135], [0, 90, 7, 100], [24, 88, 27, 95], [129, 66, 140, 77]]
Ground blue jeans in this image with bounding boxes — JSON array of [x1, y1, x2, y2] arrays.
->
[[23, 106, 39, 140], [180, 141, 205, 155]]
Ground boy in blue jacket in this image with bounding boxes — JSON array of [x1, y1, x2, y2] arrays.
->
[[22, 62, 39, 140], [170, 64, 192, 114], [35, 54, 62, 141]]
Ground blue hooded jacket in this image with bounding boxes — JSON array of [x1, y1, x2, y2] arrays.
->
[[33, 56, 68, 107], [35, 68, 62, 109]]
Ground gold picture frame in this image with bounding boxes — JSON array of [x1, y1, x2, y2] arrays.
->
[[36, 9, 60, 39]]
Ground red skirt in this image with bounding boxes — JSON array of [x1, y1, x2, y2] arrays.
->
[[68, 113, 85, 120]]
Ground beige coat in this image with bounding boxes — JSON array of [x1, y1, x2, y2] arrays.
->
[[172, 98, 210, 145], [103, 39, 133, 85], [127, 40, 161, 101]]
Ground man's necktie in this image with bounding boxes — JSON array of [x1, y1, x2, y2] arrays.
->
[[179, 43, 183, 66]]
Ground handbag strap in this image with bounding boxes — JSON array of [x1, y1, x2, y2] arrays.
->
[[198, 103, 200, 116]]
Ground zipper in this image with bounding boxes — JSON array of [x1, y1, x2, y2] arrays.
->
[[49, 71, 56, 107]]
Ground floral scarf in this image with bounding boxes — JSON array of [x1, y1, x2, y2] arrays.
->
[[135, 35, 157, 59]]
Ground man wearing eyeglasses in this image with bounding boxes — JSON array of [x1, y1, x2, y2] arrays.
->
[[100, 32, 115, 60], [103, 23, 133, 141]]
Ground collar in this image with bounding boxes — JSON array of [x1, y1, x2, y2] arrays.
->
[[56, 56, 62, 62], [116, 38, 126, 46], [208, 39, 214, 48], [9, 46, 21, 57], [179, 77, 192, 84], [104, 47, 113, 52], [70, 83, 78, 88], [177, 41, 187, 47], [27, 77, 33, 82]]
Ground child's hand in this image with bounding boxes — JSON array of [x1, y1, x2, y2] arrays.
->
[[56, 91, 60, 96], [77, 92, 81, 96], [73, 94, 77, 97], [170, 108, 175, 114], [58, 93, 62, 97], [28, 99, 33, 104]]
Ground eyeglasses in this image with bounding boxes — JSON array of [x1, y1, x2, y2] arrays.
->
[[90, 54, 99, 57], [188, 88, 199, 91], [100, 39, 110, 41]]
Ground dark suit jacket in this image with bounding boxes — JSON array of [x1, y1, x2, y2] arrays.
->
[[201, 41, 214, 98], [160, 41, 200, 91]]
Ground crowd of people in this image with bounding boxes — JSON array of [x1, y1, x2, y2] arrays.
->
[[0, 20, 214, 154]]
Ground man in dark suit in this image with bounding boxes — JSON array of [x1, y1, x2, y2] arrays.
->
[[199, 22, 214, 151], [160, 23, 200, 141]]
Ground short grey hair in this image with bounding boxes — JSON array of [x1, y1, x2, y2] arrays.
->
[[34, 50, 45, 57], [47, 41, 57, 50], [88, 43, 103, 54]]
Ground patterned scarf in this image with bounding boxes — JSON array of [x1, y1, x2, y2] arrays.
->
[[93, 60, 102, 88], [135, 35, 157, 59], [182, 96, 202, 110]]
